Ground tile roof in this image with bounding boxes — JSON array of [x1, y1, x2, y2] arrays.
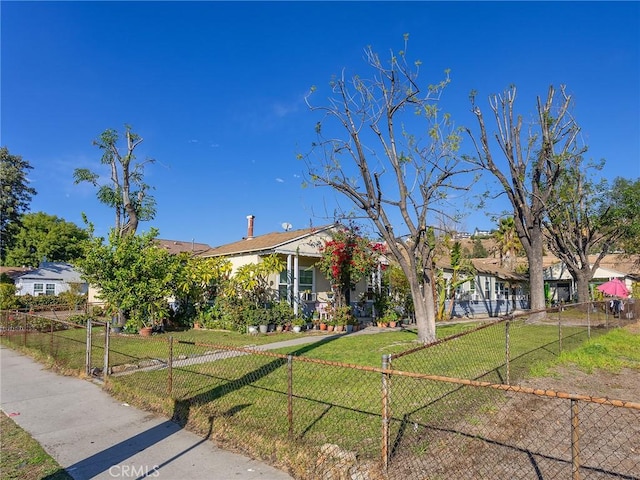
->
[[471, 258, 529, 282], [202, 224, 335, 257], [155, 239, 212, 256]]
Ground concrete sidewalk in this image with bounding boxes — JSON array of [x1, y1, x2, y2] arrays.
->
[[0, 346, 294, 480]]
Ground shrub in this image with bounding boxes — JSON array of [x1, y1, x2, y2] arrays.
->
[[0, 284, 20, 310]]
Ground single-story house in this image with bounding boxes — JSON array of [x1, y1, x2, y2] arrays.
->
[[444, 257, 530, 318], [14, 262, 87, 297], [199, 216, 376, 317], [544, 254, 639, 303]]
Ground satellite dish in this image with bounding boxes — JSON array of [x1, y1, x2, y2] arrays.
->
[[282, 222, 293, 231]]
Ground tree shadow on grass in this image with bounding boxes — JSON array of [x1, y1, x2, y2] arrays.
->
[[170, 334, 346, 430]]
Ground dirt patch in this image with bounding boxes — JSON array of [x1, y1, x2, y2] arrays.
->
[[387, 324, 640, 479]]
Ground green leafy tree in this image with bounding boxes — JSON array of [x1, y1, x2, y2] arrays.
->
[[76, 228, 179, 330], [302, 36, 476, 343], [0, 147, 37, 263], [383, 262, 414, 320], [74, 126, 156, 237], [544, 171, 640, 303], [317, 224, 384, 308], [606, 177, 640, 255], [467, 85, 585, 320], [471, 238, 489, 258], [4, 212, 88, 267]]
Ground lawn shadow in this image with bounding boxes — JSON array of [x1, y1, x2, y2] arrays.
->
[[171, 333, 346, 431]]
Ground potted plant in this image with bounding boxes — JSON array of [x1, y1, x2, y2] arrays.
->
[[345, 316, 358, 333], [383, 310, 400, 328], [332, 305, 353, 333], [292, 317, 306, 333]]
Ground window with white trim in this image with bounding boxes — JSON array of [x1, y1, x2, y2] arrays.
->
[[34, 283, 44, 295], [279, 269, 314, 301], [46, 283, 55, 295]]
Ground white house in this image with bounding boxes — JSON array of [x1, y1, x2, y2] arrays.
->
[[15, 262, 87, 297], [543, 254, 638, 302]]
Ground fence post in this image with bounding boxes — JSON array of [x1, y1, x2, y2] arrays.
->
[[558, 307, 563, 353], [287, 354, 293, 437], [23, 313, 27, 346], [86, 319, 92, 376], [587, 303, 591, 339], [167, 336, 173, 396], [50, 318, 54, 355], [103, 322, 110, 381], [381, 354, 391, 472], [505, 320, 511, 385], [571, 399, 582, 480]]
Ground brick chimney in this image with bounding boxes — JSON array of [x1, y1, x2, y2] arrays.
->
[[246, 215, 255, 239]]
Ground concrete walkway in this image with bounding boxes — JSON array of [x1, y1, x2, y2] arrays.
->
[[0, 345, 294, 480]]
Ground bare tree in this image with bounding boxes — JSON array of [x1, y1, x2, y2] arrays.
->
[[303, 38, 476, 343], [466, 85, 583, 319], [74, 125, 156, 237]]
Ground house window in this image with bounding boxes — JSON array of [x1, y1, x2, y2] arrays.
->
[[34, 283, 44, 295], [46, 283, 56, 295], [484, 279, 490, 299], [279, 268, 314, 301], [495, 281, 506, 299], [299, 269, 313, 293], [278, 271, 290, 301]]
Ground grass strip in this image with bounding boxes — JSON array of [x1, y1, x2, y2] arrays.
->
[[0, 412, 73, 480]]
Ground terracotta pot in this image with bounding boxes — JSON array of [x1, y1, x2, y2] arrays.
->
[[319, 323, 327, 331], [335, 325, 344, 332], [327, 325, 334, 332], [139, 326, 153, 337]]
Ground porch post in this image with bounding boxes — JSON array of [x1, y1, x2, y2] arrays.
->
[[293, 254, 300, 315], [286, 254, 293, 304]]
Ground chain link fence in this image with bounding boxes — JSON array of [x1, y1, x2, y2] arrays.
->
[[2, 303, 638, 479]]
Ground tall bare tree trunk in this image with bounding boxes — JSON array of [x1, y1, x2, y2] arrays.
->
[[527, 230, 546, 320], [410, 277, 437, 343]]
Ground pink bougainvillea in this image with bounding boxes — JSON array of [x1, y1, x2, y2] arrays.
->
[[317, 225, 385, 306]]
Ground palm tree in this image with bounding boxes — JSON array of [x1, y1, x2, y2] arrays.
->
[[494, 217, 522, 270]]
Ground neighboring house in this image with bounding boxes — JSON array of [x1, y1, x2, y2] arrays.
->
[[14, 262, 87, 297], [200, 216, 375, 317], [444, 257, 530, 318], [544, 254, 639, 303]]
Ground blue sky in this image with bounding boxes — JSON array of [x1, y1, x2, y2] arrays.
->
[[2, 1, 639, 247]]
